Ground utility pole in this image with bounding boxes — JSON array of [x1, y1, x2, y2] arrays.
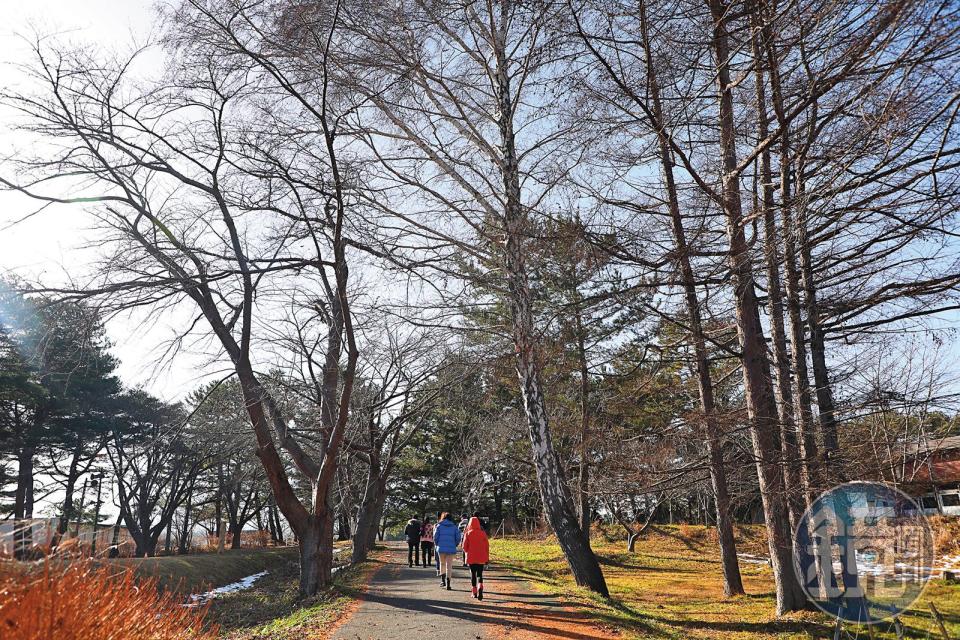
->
[[90, 472, 104, 555], [73, 476, 90, 538]]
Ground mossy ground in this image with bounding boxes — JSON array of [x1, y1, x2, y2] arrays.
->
[[490, 525, 960, 639]]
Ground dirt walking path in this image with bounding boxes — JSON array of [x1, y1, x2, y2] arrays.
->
[[330, 543, 615, 640]]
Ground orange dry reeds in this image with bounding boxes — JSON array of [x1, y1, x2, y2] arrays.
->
[[0, 560, 218, 640]]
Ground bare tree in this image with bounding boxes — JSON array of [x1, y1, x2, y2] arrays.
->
[[347, 321, 450, 563], [2, 21, 358, 592], [188, 380, 271, 549], [340, 0, 609, 595], [572, 0, 747, 596]]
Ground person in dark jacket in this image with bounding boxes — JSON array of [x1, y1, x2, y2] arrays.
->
[[433, 512, 462, 589], [458, 515, 469, 566], [434, 511, 443, 575], [472, 512, 488, 531], [403, 516, 422, 567]]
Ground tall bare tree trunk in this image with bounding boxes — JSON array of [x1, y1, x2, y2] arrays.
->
[[574, 308, 592, 538], [178, 491, 192, 554], [236, 367, 322, 594], [636, 0, 744, 597], [352, 455, 383, 564], [502, 207, 608, 596], [763, 28, 819, 501], [751, 23, 803, 530], [164, 519, 173, 555], [797, 175, 840, 467], [707, 0, 806, 614], [271, 502, 285, 545], [493, 2, 608, 598]]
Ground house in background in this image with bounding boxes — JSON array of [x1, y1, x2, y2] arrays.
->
[[902, 435, 960, 516], [0, 517, 136, 557]]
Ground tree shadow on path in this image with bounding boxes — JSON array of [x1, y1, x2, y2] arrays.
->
[[333, 546, 662, 639]]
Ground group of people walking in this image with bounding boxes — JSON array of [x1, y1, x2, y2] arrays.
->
[[403, 512, 490, 600]]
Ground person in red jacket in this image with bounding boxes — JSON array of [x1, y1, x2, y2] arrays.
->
[[461, 516, 489, 600]]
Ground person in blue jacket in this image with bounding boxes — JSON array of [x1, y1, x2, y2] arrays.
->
[[433, 512, 462, 589]]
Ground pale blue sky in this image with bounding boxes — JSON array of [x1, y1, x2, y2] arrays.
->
[[0, 0, 225, 401]]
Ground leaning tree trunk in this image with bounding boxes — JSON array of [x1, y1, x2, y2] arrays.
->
[[708, 0, 806, 614], [237, 367, 327, 595], [494, 20, 608, 596], [637, 0, 744, 596]]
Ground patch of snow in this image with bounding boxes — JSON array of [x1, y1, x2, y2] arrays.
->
[[737, 550, 958, 578], [187, 570, 269, 605], [183, 555, 351, 607]]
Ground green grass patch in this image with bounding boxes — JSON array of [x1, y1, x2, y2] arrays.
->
[[491, 525, 960, 639]]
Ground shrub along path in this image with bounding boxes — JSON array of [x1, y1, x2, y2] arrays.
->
[[329, 542, 615, 640]]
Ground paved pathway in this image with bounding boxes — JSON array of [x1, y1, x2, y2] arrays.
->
[[331, 543, 614, 640]]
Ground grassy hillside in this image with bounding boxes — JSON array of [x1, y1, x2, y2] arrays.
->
[[103, 547, 301, 593]]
